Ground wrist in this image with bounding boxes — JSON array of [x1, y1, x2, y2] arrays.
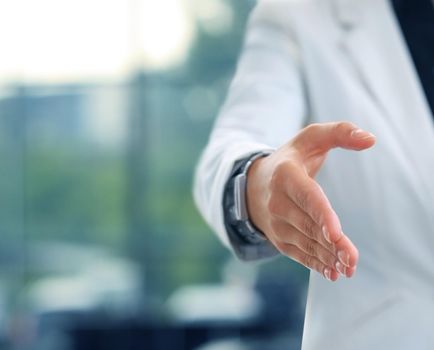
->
[[246, 156, 271, 236], [224, 151, 273, 245]]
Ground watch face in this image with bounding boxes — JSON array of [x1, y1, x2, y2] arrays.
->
[[234, 173, 248, 221]]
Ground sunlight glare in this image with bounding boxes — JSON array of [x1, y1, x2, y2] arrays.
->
[[0, 0, 195, 84]]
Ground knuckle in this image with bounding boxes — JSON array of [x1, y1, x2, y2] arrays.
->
[[269, 160, 296, 191], [303, 254, 313, 269], [294, 188, 310, 211], [334, 121, 355, 135], [318, 250, 334, 267], [304, 123, 321, 133], [326, 254, 337, 268], [277, 242, 292, 257], [294, 124, 319, 149], [273, 241, 286, 255], [301, 215, 317, 238], [311, 259, 323, 274], [304, 241, 316, 256], [303, 254, 323, 274], [294, 124, 318, 149]]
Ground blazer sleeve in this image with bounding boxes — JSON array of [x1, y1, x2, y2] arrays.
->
[[193, 0, 307, 255]]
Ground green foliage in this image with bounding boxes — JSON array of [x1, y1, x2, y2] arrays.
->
[[26, 146, 128, 249], [0, 1, 261, 301]]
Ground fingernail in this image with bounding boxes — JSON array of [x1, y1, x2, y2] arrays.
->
[[338, 250, 350, 267], [322, 226, 331, 243], [351, 128, 375, 139], [323, 267, 332, 281], [335, 261, 346, 276]]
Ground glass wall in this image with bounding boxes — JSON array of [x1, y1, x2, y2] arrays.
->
[[0, 1, 308, 349]]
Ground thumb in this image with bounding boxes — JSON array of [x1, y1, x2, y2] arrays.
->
[[293, 122, 376, 155]]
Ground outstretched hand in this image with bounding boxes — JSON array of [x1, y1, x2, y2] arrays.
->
[[246, 122, 376, 281]]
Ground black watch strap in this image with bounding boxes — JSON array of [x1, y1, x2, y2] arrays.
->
[[222, 151, 279, 261]]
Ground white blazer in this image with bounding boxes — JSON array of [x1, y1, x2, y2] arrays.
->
[[194, 0, 434, 348]]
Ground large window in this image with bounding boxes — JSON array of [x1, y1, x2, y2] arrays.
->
[[0, 1, 308, 349]]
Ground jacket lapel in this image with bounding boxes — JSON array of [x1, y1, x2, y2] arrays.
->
[[330, 0, 434, 202], [331, 0, 434, 142]]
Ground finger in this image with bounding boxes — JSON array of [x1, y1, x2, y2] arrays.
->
[[335, 262, 357, 278], [346, 265, 357, 278], [284, 165, 343, 244], [275, 242, 339, 282], [272, 220, 338, 268], [268, 193, 335, 253], [293, 122, 376, 155], [334, 234, 359, 268], [284, 170, 358, 270]]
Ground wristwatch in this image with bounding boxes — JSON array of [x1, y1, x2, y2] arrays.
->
[[227, 151, 273, 244]]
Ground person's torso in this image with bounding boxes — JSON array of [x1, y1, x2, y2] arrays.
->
[[275, 0, 434, 348]]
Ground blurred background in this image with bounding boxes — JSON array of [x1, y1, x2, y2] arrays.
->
[[0, 0, 309, 349]]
